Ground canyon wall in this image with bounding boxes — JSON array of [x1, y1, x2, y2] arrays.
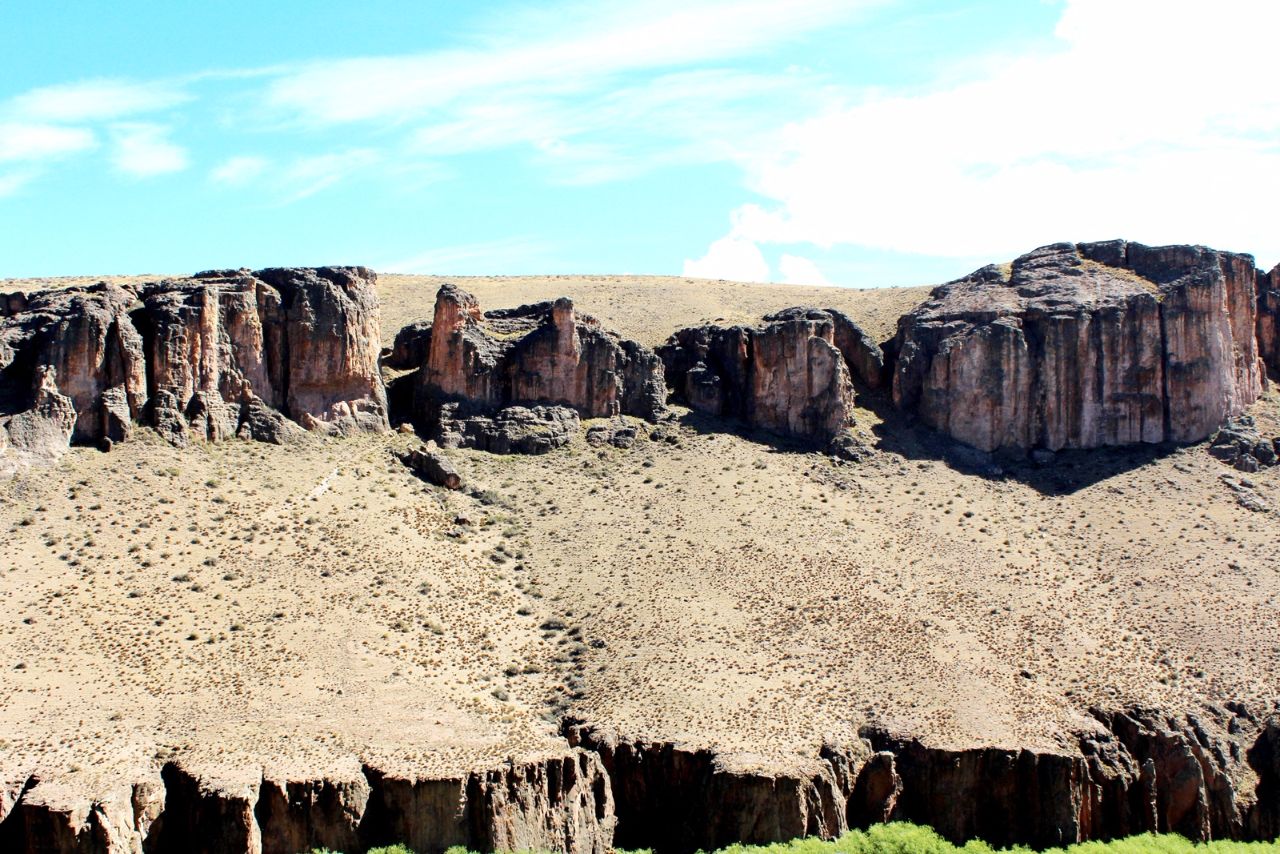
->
[[388, 285, 667, 441], [0, 267, 387, 469], [892, 241, 1268, 453], [0, 751, 614, 854], [657, 307, 883, 446]]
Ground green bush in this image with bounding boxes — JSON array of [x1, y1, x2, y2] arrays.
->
[[307, 823, 1280, 854]]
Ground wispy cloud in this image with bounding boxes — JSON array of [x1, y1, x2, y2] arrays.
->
[[276, 149, 380, 203], [0, 123, 96, 163], [263, 1, 883, 125], [210, 155, 269, 186], [109, 123, 189, 176], [6, 78, 190, 123]]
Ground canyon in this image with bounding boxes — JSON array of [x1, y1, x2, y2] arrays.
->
[[1, 243, 1278, 853]]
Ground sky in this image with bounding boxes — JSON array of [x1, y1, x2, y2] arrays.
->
[[2, 0, 1278, 285]]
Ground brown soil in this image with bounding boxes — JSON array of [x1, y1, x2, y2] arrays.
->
[[1, 272, 1277, 804]]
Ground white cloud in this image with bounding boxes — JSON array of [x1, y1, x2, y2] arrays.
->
[[263, 1, 881, 124], [0, 170, 37, 197], [732, 0, 1280, 267], [211, 155, 269, 186], [778, 254, 832, 286], [109, 124, 189, 176], [7, 79, 189, 123], [276, 149, 380, 202], [683, 234, 770, 282], [0, 123, 96, 162]]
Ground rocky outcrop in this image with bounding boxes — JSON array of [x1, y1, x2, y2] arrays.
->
[[0, 751, 613, 854], [566, 705, 1280, 853], [435, 403, 580, 455], [0, 268, 387, 468], [892, 241, 1268, 453], [657, 307, 881, 446], [399, 445, 463, 489], [1259, 265, 1280, 376], [389, 286, 666, 451], [565, 725, 846, 853], [1208, 415, 1279, 471]]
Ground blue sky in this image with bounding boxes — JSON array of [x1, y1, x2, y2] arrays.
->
[[2, 1, 1277, 284]]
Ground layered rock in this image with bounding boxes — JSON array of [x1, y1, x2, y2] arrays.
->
[[0, 268, 387, 468], [389, 286, 666, 450], [893, 241, 1268, 452], [657, 307, 883, 445]]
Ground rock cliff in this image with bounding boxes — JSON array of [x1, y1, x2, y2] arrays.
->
[[566, 703, 1279, 852], [389, 285, 666, 447], [1259, 264, 1280, 376], [657, 307, 883, 446], [0, 751, 614, 854], [892, 241, 1268, 452], [0, 268, 387, 469]]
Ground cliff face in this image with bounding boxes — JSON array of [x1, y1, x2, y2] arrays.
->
[[892, 241, 1267, 452], [391, 285, 667, 439], [567, 704, 1280, 853], [0, 752, 614, 854], [0, 268, 387, 468], [1259, 264, 1280, 376], [657, 307, 883, 445]]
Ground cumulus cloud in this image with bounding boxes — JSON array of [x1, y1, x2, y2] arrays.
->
[[682, 234, 770, 282], [778, 254, 832, 286], [732, 0, 1280, 266], [109, 124, 189, 176]]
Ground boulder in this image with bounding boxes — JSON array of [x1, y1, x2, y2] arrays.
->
[[392, 286, 665, 451], [401, 446, 463, 489], [892, 241, 1268, 453], [658, 310, 860, 445]]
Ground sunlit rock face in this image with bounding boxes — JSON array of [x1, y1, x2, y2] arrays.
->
[[892, 241, 1267, 452]]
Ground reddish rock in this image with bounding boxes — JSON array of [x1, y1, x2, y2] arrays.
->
[[658, 309, 866, 445], [0, 267, 388, 465], [893, 241, 1268, 452], [394, 286, 666, 446]]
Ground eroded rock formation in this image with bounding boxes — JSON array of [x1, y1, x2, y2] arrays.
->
[[388, 286, 666, 451], [0, 751, 613, 854], [657, 307, 883, 446], [0, 268, 387, 469], [567, 703, 1280, 853], [892, 241, 1268, 453]]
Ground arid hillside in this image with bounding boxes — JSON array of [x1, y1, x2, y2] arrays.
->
[[1, 268, 1278, 853]]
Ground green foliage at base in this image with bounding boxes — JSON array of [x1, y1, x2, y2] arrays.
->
[[709, 823, 1279, 854], [306, 822, 1280, 854]]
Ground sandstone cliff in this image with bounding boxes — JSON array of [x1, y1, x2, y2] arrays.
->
[[0, 268, 387, 469], [892, 241, 1268, 453], [657, 307, 883, 446], [389, 285, 666, 446]]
